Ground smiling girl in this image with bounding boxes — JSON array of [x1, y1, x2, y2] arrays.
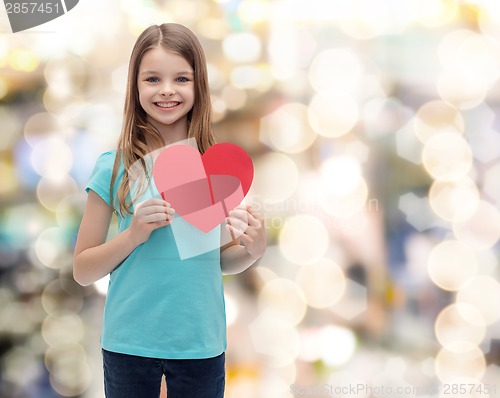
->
[[73, 23, 266, 398]]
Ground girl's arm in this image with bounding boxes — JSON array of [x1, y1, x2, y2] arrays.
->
[[220, 205, 266, 275], [73, 190, 173, 286]]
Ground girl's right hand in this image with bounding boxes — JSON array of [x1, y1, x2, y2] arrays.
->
[[129, 198, 175, 245]]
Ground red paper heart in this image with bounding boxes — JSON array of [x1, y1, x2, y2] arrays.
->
[[152, 143, 254, 233]]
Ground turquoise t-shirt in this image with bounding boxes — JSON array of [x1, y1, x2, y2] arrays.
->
[[85, 150, 227, 359]]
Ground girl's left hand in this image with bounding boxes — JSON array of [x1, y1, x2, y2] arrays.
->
[[225, 205, 266, 260]]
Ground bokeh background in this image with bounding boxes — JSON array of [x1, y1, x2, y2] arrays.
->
[[1, 0, 500, 397]]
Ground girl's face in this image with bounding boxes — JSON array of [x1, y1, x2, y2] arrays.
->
[[137, 47, 195, 140]]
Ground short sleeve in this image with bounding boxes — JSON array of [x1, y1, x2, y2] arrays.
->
[[85, 151, 116, 207]]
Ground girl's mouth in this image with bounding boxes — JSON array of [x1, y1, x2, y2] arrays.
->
[[155, 101, 180, 109]]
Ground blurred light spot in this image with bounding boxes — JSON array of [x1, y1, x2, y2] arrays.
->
[[456, 275, 500, 325], [42, 312, 84, 346], [238, 0, 270, 24], [8, 49, 39, 71], [296, 258, 346, 308], [34, 227, 68, 269], [268, 25, 316, 80], [427, 240, 478, 291], [399, 192, 443, 231], [111, 63, 128, 94], [330, 279, 368, 320], [308, 92, 359, 137], [197, 18, 230, 40], [41, 279, 84, 315], [319, 156, 368, 218], [55, 194, 86, 229], [435, 342, 486, 381], [0, 78, 8, 99], [31, 137, 73, 181], [469, 127, 500, 164], [435, 304, 486, 349], [45, 344, 92, 397], [475, 249, 498, 276], [253, 265, 279, 284], [44, 55, 87, 98], [437, 72, 488, 110], [249, 315, 300, 367], [0, 106, 21, 151], [279, 215, 329, 265], [318, 325, 356, 366], [252, 153, 298, 202], [14, 269, 41, 295], [484, 162, 500, 202], [395, 121, 422, 165], [258, 278, 307, 325], [23, 112, 66, 148], [0, 300, 36, 334], [93, 274, 110, 296], [422, 132, 473, 181], [439, 30, 500, 88], [221, 85, 247, 111], [321, 156, 362, 196], [230, 65, 271, 90], [415, 0, 458, 27], [276, 70, 311, 97], [211, 95, 227, 123], [260, 103, 317, 154], [272, 0, 351, 22], [4, 204, 51, 250], [413, 100, 464, 144], [345, 140, 370, 163], [429, 177, 479, 222], [0, 159, 18, 195], [309, 48, 363, 94], [479, 1, 500, 39], [78, 104, 121, 146], [298, 328, 322, 362], [2, 346, 41, 387], [37, 175, 79, 212], [224, 292, 239, 327], [223, 33, 261, 63], [207, 63, 225, 91], [338, 0, 391, 39], [452, 200, 500, 250], [0, 38, 7, 62]]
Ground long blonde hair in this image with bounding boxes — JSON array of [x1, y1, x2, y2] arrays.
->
[[111, 23, 216, 215]]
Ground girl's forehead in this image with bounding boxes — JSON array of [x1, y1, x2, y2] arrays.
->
[[139, 47, 193, 71]]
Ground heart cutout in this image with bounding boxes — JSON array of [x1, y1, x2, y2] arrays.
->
[[153, 143, 254, 233]]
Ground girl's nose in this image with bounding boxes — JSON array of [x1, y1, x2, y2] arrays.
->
[[160, 83, 175, 96]]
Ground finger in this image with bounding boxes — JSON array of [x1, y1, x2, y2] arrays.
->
[[144, 198, 169, 207], [225, 224, 245, 239], [228, 209, 259, 227], [142, 213, 170, 223], [139, 205, 169, 216], [245, 206, 264, 222], [225, 215, 250, 231], [227, 208, 250, 221], [134, 199, 170, 214]]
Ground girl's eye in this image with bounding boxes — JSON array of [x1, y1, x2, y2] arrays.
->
[[146, 77, 159, 83], [176, 76, 189, 83]]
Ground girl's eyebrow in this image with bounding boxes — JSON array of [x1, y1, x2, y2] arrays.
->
[[139, 70, 194, 76]]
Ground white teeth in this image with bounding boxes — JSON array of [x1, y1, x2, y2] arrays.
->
[[156, 102, 179, 108]]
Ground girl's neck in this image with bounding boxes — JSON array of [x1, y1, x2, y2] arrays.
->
[[148, 117, 189, 146]]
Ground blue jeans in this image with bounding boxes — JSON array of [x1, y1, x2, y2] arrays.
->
[[102, 349, 225, 398]]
